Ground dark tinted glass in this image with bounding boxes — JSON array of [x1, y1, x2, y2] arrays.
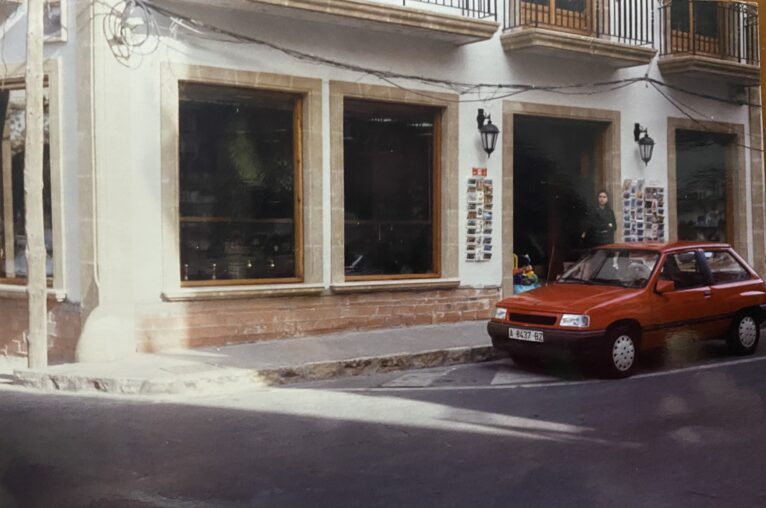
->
[[344, 100, 437, 277], [676, 130, 730, 243], [695, 2, 718, 38], [671, 0, 690, 31], [179, 83, 298, 282]]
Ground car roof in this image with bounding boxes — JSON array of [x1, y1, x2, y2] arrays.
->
[[597, 241, 732, 253]]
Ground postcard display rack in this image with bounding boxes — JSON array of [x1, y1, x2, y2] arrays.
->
[[465, 174, 494, 262], [622, 179, 665, 242]]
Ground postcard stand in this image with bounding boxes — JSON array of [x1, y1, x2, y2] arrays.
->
[[466, 176, 493, 262], [622, 179, 665, 242]]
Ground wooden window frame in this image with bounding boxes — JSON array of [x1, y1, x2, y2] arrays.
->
[[342, 101, 443, 283], [520, 0, 594, 36], [160, 64, 323, 298], [0, 64, 63, 293], [329, 81, 459, 290], [666, 118, 747, 257], [178, 88, 305, 288]]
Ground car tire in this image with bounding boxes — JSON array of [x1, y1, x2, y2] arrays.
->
[[600, 326, 639, 379], [727, 312, 760, 356]]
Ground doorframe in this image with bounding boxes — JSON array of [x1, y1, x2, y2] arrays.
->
[[501, 101, 620, 297], [666, 118, 747, 257]]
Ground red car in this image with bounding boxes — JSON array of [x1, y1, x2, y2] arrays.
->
[[488, 242, 766, 377]]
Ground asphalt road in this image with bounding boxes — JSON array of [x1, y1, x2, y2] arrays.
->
[[0, 339, 765, 507]]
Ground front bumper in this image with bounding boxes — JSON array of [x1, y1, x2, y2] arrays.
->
[[487, 321, 606, 360]]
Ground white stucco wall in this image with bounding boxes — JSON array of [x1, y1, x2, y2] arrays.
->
[[0, 0, 760, 305]]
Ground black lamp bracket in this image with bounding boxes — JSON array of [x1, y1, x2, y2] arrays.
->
[[634, 123, 648, 142], [477, 108, 491, 130]]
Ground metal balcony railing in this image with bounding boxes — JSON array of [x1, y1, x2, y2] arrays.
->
[[503, 0, 654, 47], [403, 0, 498, 20], [659, 0, 759, 65]]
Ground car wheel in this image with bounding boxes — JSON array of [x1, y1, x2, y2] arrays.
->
[[727, 313, 760, 355], [601, 327, 638, 378]]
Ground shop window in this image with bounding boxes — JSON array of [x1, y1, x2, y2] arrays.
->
[[343, 100, 439, 279], [703, 250, 750, 284], [178, 83, 302, 284], [0, 87, 53, 284], [676, 130, 731, 243]]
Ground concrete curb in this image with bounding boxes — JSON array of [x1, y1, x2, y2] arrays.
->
[[253, 345, 500, 385], [13, 367, 257, 396], [13, 345, 501, 395]]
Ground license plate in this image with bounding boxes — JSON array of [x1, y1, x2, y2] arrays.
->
[[508, 327, 544, 343]]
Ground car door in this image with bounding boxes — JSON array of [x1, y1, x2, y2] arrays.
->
[[647, 250, 717, 348], [703, 248, 760, 338]]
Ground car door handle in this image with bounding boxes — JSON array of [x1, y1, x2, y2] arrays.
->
[[703, 290, 712, 298]]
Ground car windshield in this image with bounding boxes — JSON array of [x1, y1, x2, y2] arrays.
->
[[559, 249, 660, 288]]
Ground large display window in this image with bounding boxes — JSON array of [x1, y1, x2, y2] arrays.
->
[[343, 99, 440, 279], [178, 83, 302, 285]]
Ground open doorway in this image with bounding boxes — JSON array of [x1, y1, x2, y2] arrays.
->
[[513, 115, 607, 282]]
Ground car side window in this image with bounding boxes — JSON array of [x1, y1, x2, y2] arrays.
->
[[660, 252, 708, 290], [703, 250, 751, 284]]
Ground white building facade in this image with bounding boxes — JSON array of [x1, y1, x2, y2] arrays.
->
[[0, 0, 761, 361]]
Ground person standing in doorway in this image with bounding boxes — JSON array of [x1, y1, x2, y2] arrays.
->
[[581, 190, 616, 246]]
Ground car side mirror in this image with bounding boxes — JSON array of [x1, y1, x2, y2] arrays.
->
[[655, 279, 675, 294]]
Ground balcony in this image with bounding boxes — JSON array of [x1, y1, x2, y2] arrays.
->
[[171, 0, 500, 44], [658, 0, 760, 86], [501, 0, 656, 68]]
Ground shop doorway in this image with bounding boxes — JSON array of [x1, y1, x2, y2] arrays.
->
[[675, 129, 734, 243], [513, 115, 607, 282]]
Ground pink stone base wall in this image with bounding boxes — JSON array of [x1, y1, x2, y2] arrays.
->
[[138, 287, 501, 352], [0, 287, 502, 358], [0, 298, 81, 363]]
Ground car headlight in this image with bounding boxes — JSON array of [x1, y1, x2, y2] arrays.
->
[[492, 307, 508, 320], [560, 314, 590, 328]]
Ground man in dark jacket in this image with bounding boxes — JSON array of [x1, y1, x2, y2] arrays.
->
[[581, 190, 616, 246]]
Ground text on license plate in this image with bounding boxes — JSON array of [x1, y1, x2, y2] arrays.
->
[[508, 327, 544, 342]]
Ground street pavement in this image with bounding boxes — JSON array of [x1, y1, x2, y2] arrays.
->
[[0, 338, 765, 507]]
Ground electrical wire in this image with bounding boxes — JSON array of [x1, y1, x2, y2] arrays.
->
[[650, 81, 764, 153], [96, 0, 764, 154], [101, 0, 160, 68], [135, 0, 760, 111]]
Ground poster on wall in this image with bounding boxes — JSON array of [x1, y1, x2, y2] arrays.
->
[[622, 179, 665, 242], [466, 172, 493, 262]]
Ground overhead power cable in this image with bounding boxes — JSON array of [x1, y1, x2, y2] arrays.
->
[[106, 0, 765, 153], [136, 0, 759, 109]]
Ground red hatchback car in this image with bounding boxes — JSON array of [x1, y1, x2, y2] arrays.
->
[[488, 242, 766, 378]]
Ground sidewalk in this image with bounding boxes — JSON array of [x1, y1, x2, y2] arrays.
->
[[12, 321, 497, 396]]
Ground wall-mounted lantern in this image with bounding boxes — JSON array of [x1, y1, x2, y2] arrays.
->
[[477, 108, 499, 158], [634, 123, 655, 166]]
